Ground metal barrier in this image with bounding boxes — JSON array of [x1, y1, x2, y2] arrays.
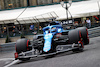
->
[[0, 26, 100, 52], [88, 26, 100, 38], [0, 42, 15, 52]]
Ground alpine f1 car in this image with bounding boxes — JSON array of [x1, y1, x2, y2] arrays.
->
[[14, 21, 89, 60]]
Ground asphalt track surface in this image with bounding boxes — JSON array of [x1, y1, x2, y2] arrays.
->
[[0, 36, 100, 67]]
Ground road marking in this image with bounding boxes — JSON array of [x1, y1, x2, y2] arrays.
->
[[4, 60, 21, 67], [0, 58, 14, 61]]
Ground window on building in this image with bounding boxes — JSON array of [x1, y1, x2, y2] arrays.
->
[[3, 0, 27, 9]]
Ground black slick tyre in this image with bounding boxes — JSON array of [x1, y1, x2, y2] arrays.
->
[[76, 27, 89, 45], [68, 30, 80, 44], [16, 38, 31, 54]]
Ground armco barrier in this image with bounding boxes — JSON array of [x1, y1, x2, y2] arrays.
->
[[0, 42, 16, 52], [88, 26, 100, 38], [0, 26, 100, 52]]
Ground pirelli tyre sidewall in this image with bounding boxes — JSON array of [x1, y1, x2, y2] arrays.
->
[[68, 30, 80, 44], [76, 27, 89, 45], [68, 29, 84, 52], [16, 38, 31, 54]]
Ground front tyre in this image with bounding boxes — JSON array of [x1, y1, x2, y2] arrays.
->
[[76, 27, 89, 45], [15, 39, 32, 60], [16, 39, 32, 54]]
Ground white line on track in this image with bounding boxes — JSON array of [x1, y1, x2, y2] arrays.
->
[[0, 58, 14, 61], [4, 60, 21, 67], [0, 58, 21, 67]]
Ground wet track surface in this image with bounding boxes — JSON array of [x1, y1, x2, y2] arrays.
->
[[0, 36, 100, 67]]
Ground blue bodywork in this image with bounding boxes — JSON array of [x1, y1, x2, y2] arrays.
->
[[43, 22, 63, 52]]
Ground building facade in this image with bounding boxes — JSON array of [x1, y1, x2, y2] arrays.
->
[[0, 0, 61, 10], [0, 0, 85, 10]]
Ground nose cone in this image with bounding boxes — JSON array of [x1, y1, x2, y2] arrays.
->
[[43, 33, 53, 52], [43, 41, 51, 52]]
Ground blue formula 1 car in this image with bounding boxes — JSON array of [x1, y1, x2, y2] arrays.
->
[[14, 21, 89, 60]]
